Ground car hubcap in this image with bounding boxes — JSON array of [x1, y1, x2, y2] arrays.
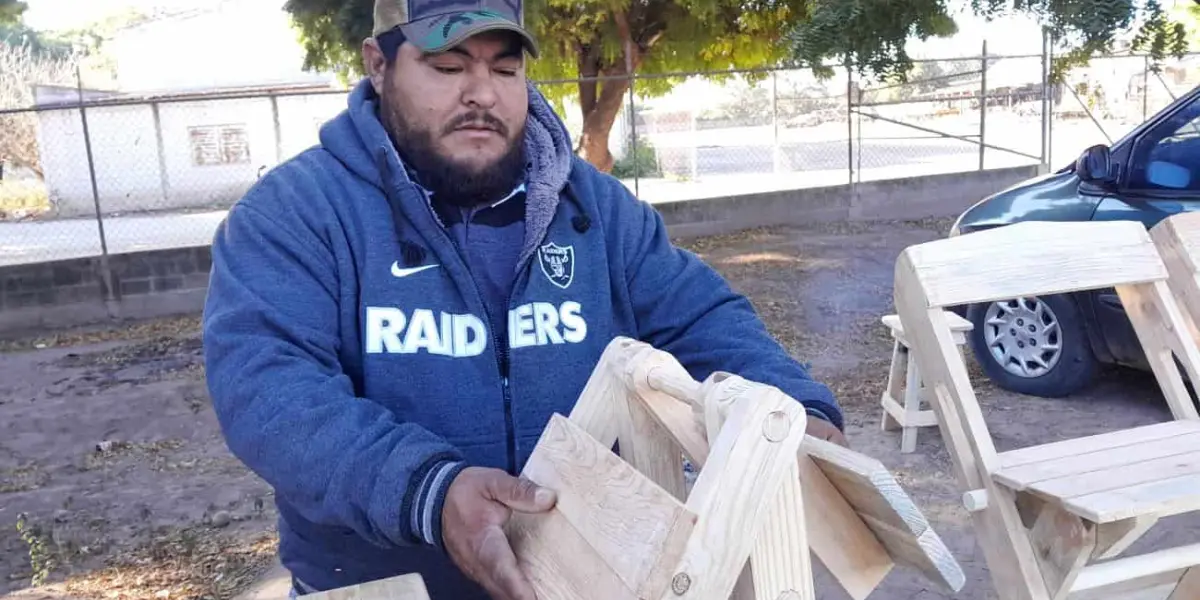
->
[[983, 297, 1062, 378]]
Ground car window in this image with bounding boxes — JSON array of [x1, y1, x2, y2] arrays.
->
[[1126, 96, 1200, 193]]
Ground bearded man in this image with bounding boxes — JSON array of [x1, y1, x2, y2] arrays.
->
[[201, 1, 846, 598]]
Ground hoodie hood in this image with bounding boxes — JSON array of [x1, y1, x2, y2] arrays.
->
[[318, 77, 576, 268]]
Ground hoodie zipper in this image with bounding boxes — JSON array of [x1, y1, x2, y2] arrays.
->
[[496, 254, 534, 475], [412, 187, 531, 476]]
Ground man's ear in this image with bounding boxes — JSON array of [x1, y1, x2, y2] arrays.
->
[[362, 37, 388, 94]]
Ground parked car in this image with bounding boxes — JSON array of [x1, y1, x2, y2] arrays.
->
[[947, 84, 1200, 398]]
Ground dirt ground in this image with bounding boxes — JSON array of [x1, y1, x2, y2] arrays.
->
[[1, 217, 1197, 600]]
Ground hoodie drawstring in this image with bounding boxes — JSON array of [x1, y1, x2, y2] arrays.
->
[[565, 183, 591, 234], [376, 147, 429, 268]]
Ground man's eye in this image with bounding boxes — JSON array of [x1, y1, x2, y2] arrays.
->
[[495, 68, 518, 77], [434, 65, 462, 74]]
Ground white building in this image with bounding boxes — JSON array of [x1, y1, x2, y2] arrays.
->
[[34, 1, 347, 217]]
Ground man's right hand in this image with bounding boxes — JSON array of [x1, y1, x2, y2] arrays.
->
[[441, 466, 557, 600]]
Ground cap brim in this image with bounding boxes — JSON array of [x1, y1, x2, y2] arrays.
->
[[400, 13, 540, 59]]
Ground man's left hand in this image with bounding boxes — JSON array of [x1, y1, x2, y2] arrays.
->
[[806, 418, 849, 448]]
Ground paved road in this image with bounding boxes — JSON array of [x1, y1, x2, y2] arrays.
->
[[693, 138, 981, 175]]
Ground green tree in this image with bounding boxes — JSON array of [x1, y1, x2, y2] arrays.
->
[[284, 0, 834, 171], [0, 0, 26, 26], [792, 0, 1191, 83], [283, 0, 1191, 173], [1175, 0, 1200, 42]]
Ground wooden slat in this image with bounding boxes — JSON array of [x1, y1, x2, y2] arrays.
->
[[1064, 472, 1200, 524], [997, 420, 1200, 470], [1070, 543, 1200, 599], [1033, 451, 1200, 501], [899, 220, 1167, 308], [1028, 502, 1095, 600], [881, 341, 907, 433], [1114, 281, 1200, 421], [882, 395, 938, 428], [798, 454, 893, 600], [631, 358, 711, 468], [748, 460, 816, 600], [1151, 212, 1200, 348], [858, 512, 964, 594], [671, 380, 808, 600], [806, 436, 927, 534], [618, 389, 688, 502], [509, 414, 697, 600], [883, 311, 973, 335], [1070, 575, 1183, 600], [568, 337, 652, 448], [1093, 516, 1160, 560], [1168, 567, 1200, 600], [804, 436, 965, 592], [304, 574, 430, 600], [695, 377, 813, 600], [994, 430, 1200, 492], [507, 507, 641, 599]]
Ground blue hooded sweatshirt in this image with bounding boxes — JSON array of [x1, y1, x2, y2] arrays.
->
[[202, 78, 842, 598]]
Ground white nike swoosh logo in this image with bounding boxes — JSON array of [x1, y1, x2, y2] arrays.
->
[[391, 263, 439, 278]]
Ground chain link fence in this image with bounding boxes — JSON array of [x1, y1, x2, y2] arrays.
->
[[2, 48, 1198, 267]]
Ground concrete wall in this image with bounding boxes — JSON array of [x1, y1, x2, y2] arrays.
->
[[36, 93, 347, 218], [0, 247, 212, 336], [0, 165, 1041, 337], [658, 164, 1042, 239]]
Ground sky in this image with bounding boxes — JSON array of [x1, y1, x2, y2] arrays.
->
[[23, 0, 1192, 78], [21, 0, 263, 32], [22, 0, 1048, 56]]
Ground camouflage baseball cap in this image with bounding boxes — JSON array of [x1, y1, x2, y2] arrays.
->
[[373, 0, 539, 58]]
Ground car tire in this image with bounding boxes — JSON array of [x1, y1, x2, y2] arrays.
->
[[966, 294, 1099, 397]]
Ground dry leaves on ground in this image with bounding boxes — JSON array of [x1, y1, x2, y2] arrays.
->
[[61, 527, 278, 600]]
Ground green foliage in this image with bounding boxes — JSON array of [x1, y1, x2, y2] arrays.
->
[[524, 0, 813, 106], [282, 0, 1195, 168], [15, 513, 56, 587], [1176, 0, 1200, 42], [283, 0, 374, 84], [0, 0, 25, 26], [789, 0, 958, 81], [1, 23, 73, 58], [789, 0, 1193, 86], [611, 135, 661, 179], [284, 0, 814, 104]]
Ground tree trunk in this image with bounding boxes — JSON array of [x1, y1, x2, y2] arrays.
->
[[574, 9, 642, 173], [576, 76, 630, 173]]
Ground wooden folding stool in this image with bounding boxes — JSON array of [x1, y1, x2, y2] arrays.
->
[[880, 310, 973, 453]]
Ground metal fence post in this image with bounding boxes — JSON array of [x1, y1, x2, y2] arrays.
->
[[979, 40, 988, 171], [76, 65, 115, 303], [1143, 56, 1150, 120], [846, 62, 854, 186], [627, 73, 639, 197], [270, 94, 284, 165], [771, 69, 780, 173], [1040, 28, 1054, 170]]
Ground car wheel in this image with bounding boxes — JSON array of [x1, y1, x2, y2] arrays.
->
[[966, 294, 1098, 397]]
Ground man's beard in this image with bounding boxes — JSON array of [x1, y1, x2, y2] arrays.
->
[[381, 98, 527, 209]]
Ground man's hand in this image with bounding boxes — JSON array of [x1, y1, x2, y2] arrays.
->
[[807, 417, 849, 447], [441, 467, 557, 600]]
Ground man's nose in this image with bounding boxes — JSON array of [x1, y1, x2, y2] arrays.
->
[[461, 67, 500, 108]]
